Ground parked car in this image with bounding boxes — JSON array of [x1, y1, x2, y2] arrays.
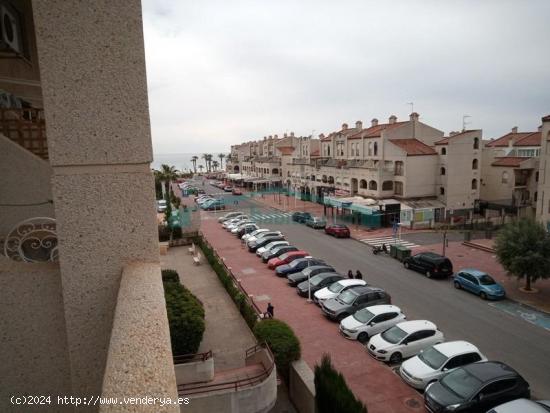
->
[[236, 224, 259, 237], [243, 228, 271, 243], [261, 245, 298, 263], [202, 200, 225, 210], [231, 221, 256, 234], [403, 252, 453, 278], [314, 279, 367, 306], [424, 361, 530, 413], [248, 235, 285, 252], [275, 257, 326, 277], [454, 269, 505, 300], [222, 216, 247, 229], [287, 265, 336, 287], [268, 250, 309, 270], [488, 399, 550, 413], [400, 341, 486, 390], [256, 240, 289, 256], [227, 219, 254, 231], [232, 188, 243, 195], [246, 230, 281, 245], [218, 211, 244, 223], [325, 224, 351, 238], [367, 320, 444, 364], [305, 216, 327, 229], [321, 286, 391, 321], [340, 304, 406, 343], [157, 199, 167, 212], [291, 211, 313, 223], [223, 186, 233, 192], [296, 272, 345, 297]]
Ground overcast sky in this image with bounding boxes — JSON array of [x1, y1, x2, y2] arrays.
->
[[142, 0, 550, 154]]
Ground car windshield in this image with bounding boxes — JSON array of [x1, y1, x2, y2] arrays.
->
[[289, 260, 303, 268], [328, 282, 345, 293], [279, 253, 289, 260], [381, 326, 407, 344], [337, 290, 357, 305], [418, 347, 448, 370], [439, 368, 482, 399], [310, 275, 326, 286], [353, 308, 375, 323], [478, 274, 496, 285]]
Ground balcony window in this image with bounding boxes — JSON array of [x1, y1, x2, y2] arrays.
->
[[360, 179, 367, 189], [501, 171, 509, 184], [394, 181, 403, 195], [473, 137, 479, 149], [394, 161, 404, 176], [440, 187, 445, 195], [441, 147, 447, 155], [440, 167, 446, 175], [382, 181, 393, 190], [471, 179, 478, 190], [472, 159, 478, 170], [368, 180, 378, 190]]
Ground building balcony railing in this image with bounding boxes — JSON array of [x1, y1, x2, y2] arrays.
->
[[0, 108, 48, 160]]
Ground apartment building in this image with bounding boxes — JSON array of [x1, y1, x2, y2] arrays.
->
[[536, 115, 550, 228]]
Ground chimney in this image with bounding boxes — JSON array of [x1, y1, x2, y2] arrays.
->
[[269, 135, 272, 139], [449, 131, 459, 137], [371, 118, 378, 127], [319, 133, 325, 139], [274, 134, 278, 139], [263, 136, 267, 141], [355, 120, 362, 130], [410, 112, 419, 121], [284, 132, 287, 138], [342, 123, 348, 130], [389, 115, 397, 124], [290, 131, 294, 137], [511, 126, 518, 134]]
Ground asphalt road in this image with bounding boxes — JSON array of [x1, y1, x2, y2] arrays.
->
[[200, 179, 550, 397]]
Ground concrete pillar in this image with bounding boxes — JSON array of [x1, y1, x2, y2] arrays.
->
[[33, 0, 164, 404]]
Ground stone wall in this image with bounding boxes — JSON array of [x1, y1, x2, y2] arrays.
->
[[289, 359, 316, 413]]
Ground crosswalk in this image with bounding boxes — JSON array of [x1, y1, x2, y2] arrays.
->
[[249, 211, 293, 222], [359, 235, 419, 249]]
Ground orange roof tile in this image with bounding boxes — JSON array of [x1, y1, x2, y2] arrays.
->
[[486, 132, 540, 147], [491, 156, 531, 167], [389, 139, 437, 156], [514, 132, 541, 146], [434, 137, 449, 145], [348, 121, 408, 140]]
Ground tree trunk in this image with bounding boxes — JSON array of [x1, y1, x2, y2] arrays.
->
[[525, 275, 532, 291]]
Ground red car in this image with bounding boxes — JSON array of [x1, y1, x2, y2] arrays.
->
[[267, 250, 308, 269], [324, 224, 350, 238], [232, 188, 243, 195]]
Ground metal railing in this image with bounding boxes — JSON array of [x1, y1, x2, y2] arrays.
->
[[173, 350, 213, 365]]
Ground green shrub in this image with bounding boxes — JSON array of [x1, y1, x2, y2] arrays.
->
[[314, 354, 367, 413], [253, 319, 301, 381], [162, 269, 205, 356]]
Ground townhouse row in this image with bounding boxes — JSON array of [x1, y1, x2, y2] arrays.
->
[[226, 113, 550, 229]]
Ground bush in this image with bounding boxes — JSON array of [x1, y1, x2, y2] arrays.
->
[[253, 319, 301, 382], [314, 354, 367, 413], [162, 269, 205, 356]]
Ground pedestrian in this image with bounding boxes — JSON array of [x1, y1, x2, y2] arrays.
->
[[355, 270, 363, 280], [265, 303, 274, 319], [347, 270, 354, 279]]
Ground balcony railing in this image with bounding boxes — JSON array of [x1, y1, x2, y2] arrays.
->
[[0, 108, 48, 160]]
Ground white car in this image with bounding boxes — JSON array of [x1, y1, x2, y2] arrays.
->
[[256, 240, 289, 256], [222, 216, 248, 229], [218, 211, 243, 223], [231, 221, 255, 234], [243, 228, 271, 243], [246, 231, 281, 244], [314, 279, 367, 306], [399, 341, 486, 390], [339, 305, 406, 343], [489, 399, 550, 413], [367, 320, 444, 364], [226, 219, 252, 231], [156, 199, 167, 212]]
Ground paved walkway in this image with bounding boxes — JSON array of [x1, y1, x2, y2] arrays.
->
[[200, 217, 425, 413], [161, 246, 256, 371]]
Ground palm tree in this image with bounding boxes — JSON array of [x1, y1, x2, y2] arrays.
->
[[202, 153, 213, 172], [212, 160, 219, 171], [218, 153, 226, 170], [191, 156, 198, 174], [155, 164, 178, 197], [198, 165, 204, 174]]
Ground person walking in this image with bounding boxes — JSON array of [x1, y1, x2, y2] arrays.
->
[[355, 270, 363, 280], [265, 303, 274, 319], [347, 270, 354, 279]]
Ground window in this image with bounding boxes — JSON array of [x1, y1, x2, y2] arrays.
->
[[440, 187, 445, 195], [369, 180, 378, 190], [472, 159, 478, 170], [373, 142, 378, 156], [480, 379, 517, 396], [536, 171, 539, 182], [394, 161, 404, 176], [444, 356, 465, 370], [473, 137, 479, 149], [440, 167, 446, 175], [441, 147, 447, 155], [501, 171, 509, 184], [534, 192, 538, 202], [394, 181, 403, 195], [368, 142, 373, 156], [360, 179, 367, 189], [472, 179, 478, 190], [461, 353, 482, 365], [382, 181, 393, 190]]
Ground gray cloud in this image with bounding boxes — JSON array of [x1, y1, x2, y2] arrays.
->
[[142, 0, 550, 153]]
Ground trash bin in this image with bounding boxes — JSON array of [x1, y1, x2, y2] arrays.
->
[[464, 231, 471, 242], [396, 246, 411, 262], [390, 244, 398, 258]]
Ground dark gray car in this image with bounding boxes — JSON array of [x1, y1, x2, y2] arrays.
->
[[321, 286, 391, 321], [248, 235, 285, 252], [297, 272, 344, 297], [287, 265, 335, 286], [262, 245, 298, 263]]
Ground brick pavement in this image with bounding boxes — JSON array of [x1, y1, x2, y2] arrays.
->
[[200, 216, 426, 413]]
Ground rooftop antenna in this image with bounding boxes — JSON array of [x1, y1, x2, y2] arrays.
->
[[462, 115, 471, 132], [407, 102, 414, 114]]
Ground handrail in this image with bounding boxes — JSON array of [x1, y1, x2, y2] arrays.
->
[[173, 350, 213, 365]]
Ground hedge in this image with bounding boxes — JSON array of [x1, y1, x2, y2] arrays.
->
[[314, 354, 367, 413], [194, 236, 258, 330], [162, 269, 205, 356], [253, 319, 301, 382]]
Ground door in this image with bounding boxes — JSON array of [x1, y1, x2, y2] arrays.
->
[[404, 330, 436, 358], [475, 379, 518, 412], [369, 312, 398, 336]]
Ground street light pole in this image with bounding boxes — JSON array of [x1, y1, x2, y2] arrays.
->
[[307, 270, 312, 303]]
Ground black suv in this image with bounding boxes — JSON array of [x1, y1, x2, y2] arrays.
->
[[321, 286, 391, 321], [292, 211, 313, 223], [296, 272, 344, 297], [424, 361, 530, 412], [287, 265, 335, 286], [403, 252, 453, 278]]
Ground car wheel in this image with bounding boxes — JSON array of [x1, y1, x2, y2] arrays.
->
[[357, 332, 369, 343], [404, 262, 410, 269], [426, 270, 433, 278], [454, 281, 461, 289], [480, 291, 487, 300], [389, 352, 402, 364]]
